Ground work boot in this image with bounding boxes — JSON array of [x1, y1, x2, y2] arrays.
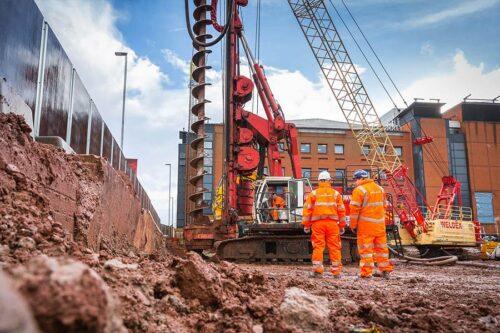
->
[[374, 271, 390, 279], [309, 271, 323, 279]]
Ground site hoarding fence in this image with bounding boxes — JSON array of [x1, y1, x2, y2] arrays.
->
[[0, 0, 161, 227]]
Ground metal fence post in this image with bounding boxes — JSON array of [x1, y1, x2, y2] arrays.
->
[[100, 121, 104, 156], [65, 68, 76, 144], [86, 99, 93, 154], [34, 21, 48, 136]]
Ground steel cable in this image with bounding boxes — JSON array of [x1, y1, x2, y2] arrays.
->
[[388, 245, 458, 266], [328, 0, 399, 109], [341, 0, 408, 107], [184, 0, 234, 47]]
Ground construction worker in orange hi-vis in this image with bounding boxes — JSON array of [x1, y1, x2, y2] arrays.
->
[[349, 169, 393, 279], [302, 170, 346, 278], [271, 193, 286, 222]]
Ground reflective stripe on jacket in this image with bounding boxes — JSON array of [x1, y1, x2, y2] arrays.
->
[[302, 182, 346, 227], [349, 179, 386, 230]]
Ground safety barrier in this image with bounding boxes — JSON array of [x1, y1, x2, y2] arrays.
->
[[0, 0, 161, 227]]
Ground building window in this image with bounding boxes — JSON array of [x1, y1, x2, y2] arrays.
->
[[475, 192, 494, 224], [263, 166, 269, 175], [278, 142, 285, 152], [317, 144, 327, 154], [319, 168, 328, 172], [335, 169, 345, 179], [282, 167, 286, 175], [334, 144, 344, 155], [301, 168, 312, 178], [204, 141, 213, 149], [300, 143, 311, 153], [204, 166, 212, 174], [362, 145, 370, 155], [394, 146, 402, 156], [377, 146, 385, 154]]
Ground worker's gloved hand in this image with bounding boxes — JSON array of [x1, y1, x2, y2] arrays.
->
[[304, 227, 311, 234], [339, 227, 345, 235]]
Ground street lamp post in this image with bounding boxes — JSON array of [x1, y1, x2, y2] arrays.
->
[[170, 197, 174, 237], [115, 51, 128, 150], [165, 163, 172, 229]]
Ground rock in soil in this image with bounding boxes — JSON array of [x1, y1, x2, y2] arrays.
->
[[174, 252, 224, 308], [280, 287, 330, 331], [0, 271, 40, 333], [10, 255, 126, 333]]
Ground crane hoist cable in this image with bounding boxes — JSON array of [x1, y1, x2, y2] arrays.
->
[[252, 0, 262, 115], [184, 0, 234, 47], [335, 2, 449, 179], [341, 0, 408, 107], [328, 0, 399, 109]]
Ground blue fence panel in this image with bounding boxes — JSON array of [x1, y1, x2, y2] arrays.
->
[[69, 72, 90, 154], [39, 26, 72, 138], [0, 0, 43, 114]]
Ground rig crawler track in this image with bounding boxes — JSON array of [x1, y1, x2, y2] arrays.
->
[[216, 235, 359, 263]]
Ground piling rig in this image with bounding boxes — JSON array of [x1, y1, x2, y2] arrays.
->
[[184, 0, 312, 257], [182, 0, 480, 261]]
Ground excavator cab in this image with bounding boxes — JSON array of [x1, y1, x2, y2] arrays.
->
[[253, 176, 312, 224]]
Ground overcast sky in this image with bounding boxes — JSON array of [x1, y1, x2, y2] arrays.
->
[[34, 0, 500, 226]]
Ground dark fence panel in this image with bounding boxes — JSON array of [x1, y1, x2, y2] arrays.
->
[[0, 0, 43, 114], [102, 125, 112, 161], [112, 139, 120, 169], [120, 152, 126, 171], [89, 103, 102, 156], [69, 72, 90, 154], [39, 27, 72, 138]]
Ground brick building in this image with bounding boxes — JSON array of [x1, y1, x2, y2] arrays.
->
[[177, 101, 500, 235]]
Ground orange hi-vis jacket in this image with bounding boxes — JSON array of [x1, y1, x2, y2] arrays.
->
[[302, 182, 346, 228], [350, 179, 386, 234], [272, 196, 286, 220]]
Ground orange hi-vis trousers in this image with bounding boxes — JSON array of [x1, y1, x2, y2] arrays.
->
[[358, 231, 393, 277], [311, 220, 342, 275]]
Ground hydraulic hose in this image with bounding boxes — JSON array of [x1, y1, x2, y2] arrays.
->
[[388, 245, 458, 266], [184, 0, 234, 47]]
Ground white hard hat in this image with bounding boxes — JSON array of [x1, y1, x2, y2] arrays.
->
[[318, 170, 331, 181]]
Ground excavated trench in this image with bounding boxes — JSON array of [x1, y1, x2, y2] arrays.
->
[[0, 113, 499, 333]]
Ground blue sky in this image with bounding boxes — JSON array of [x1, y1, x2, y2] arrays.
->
[[111, 0, 500, 98], [36, 0, 500, 226]]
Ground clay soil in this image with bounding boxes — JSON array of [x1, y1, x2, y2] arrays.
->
[[240, 262, 500, 332], [1, 113, 499, 333]]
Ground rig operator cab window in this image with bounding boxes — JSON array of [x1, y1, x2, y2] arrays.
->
[[253, 177, 312, 225]]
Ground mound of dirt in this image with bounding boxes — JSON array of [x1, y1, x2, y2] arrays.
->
[[0, 114, 293, 332]]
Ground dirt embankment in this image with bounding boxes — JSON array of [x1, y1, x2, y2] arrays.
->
[[0, 113, 499, 333]]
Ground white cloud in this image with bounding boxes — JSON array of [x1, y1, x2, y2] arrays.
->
[[420, 42, 434, 57], [162, 49, 190, 76], [401, 0, 499, 29], [403, 50, 500, 107]]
